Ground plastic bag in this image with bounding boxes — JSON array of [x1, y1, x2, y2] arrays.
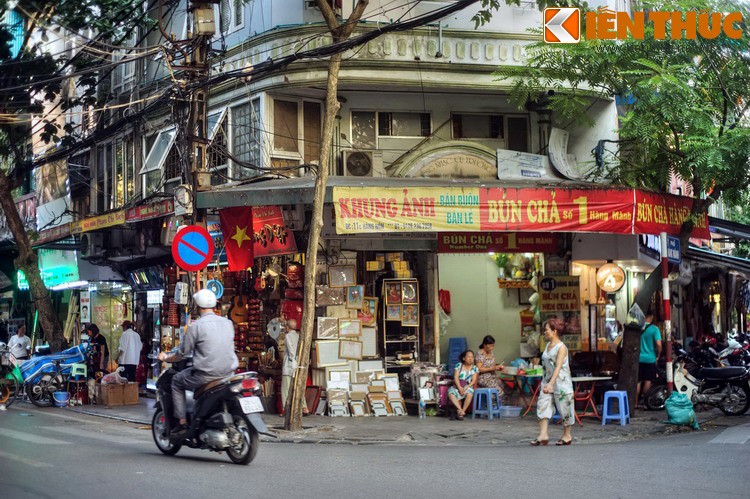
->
[[626, 303, 646, 330], [438, 305, 451, 337], [664, 391, 699, 430], [101, 367, 128, 385]]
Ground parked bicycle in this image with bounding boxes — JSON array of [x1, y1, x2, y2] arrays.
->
[[16, 341, 91, 407], [0, 342, 22, 407]]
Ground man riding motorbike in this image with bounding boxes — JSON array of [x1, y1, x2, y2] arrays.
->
[[157, 289, 239, 436]]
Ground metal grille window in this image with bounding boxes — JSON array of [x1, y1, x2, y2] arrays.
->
[[451, 114, 504, 139], [377, 112, 431, 137], [164, 145, 182, 181]]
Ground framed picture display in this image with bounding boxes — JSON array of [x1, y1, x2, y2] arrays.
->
[[338, 318, 362, 337], [316, 317, 339, 339], [385, 281, 402, 304], [358, 297, 378, 326], [328, 266, 356, 288], [401, 280, 418, 304], [339, 339, 363, 360], [346, 285, 365, 309], [386, 304, 402, 321], [314, 340, 347, 367], [360, 327, 378, 358], [401, 303, 419, 326]]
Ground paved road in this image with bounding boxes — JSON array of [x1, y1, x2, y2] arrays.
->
[[1, 407, 748, 499]]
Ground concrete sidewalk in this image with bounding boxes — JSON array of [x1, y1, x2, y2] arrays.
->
[[62, 397, 749, 447]]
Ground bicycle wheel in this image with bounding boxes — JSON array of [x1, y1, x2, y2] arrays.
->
[[0, 373, 20, 407]]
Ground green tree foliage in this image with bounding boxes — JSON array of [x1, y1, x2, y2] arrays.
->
[[493, 0, 750, 236]]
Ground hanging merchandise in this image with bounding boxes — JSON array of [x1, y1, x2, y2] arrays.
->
[[286, 262, 305, 289], [219, 207, 255, 271], [439, 289, 451, 315]]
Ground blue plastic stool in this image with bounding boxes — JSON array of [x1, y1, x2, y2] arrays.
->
[[601, 390, 630, 426], [472, 388, 502, 420]]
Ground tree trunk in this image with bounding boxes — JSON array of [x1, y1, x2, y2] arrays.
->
[[285, 0, 369, 431], [0, 171, 65, 351]]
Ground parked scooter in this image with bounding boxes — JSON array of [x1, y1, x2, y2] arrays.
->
[[645, 348, 750, 415], [151, 356, 267, 465]]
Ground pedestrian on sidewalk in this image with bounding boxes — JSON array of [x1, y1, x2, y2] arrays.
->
[[532, 318, 575, 446], [280, 318, 308, 417], [8, 325, 31, 361], [447, 350, 478, 420], [87, 324, 109, 374], [117, 321, 142, 382], [636, 309, 662, 408]]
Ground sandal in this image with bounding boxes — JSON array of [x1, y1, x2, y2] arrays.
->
[[555, 439, 572, 446], [530, 439, 549, 446]]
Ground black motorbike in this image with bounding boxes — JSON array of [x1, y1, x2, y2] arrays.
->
[[151, 359, 267, 465]]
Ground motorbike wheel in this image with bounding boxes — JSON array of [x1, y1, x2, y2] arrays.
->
[[644, 385, 668, 411], [152, 409, 181, 456], [26, 375, 56, 407], [717, 383, 750, 416], [226, 413, 259, 465], [0, 375, 20, 407]]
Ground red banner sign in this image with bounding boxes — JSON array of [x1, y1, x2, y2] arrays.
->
[[437, 232, 558, 253], [126, 199, 174, 222], [252, 206, 298, 257]]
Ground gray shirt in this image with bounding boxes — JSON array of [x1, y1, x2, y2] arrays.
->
[[179, 313, 238, 377]]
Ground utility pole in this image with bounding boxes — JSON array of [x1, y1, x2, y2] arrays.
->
[[660, 232, 673, 394]]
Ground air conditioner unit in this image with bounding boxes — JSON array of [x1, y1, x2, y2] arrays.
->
[[80, 232, 105, 259], [342, 150, 385, 177]]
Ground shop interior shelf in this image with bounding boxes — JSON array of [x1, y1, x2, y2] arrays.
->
[[385, 339, 419, 343], [497, 279, 531, 289]]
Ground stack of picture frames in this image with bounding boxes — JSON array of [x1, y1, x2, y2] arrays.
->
[[384, 279, 419, 326]]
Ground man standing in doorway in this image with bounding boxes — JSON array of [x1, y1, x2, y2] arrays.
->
[[636, 309, 662, 407], [117, 321, 142, 382]]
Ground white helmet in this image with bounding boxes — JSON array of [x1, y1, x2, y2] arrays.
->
[[193, 289, 217, 309]]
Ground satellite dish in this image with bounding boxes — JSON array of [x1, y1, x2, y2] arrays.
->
[[267, 318, 283, 340], [345, 152, 372, 176]]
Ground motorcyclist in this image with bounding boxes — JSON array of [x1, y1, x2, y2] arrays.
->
[[157, 289, 238, 436]]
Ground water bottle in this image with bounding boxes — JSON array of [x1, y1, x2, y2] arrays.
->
[[419, 399, 426, 419]]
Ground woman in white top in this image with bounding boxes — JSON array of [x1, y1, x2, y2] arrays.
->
[[531, 318, 575, 446], [8, 325, 31, 361]]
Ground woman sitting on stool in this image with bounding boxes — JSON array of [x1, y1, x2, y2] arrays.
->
[[447, 350, 478, 420]]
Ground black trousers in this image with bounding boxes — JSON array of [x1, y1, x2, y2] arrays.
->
[[121, 364, 137, 382]]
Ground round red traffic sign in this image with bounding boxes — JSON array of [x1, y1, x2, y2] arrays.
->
[[172, 225, 215, 272]]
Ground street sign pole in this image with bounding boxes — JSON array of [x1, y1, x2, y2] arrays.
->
[[660, 232, 673, 394]]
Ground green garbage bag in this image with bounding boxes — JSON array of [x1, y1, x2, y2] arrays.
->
[[663, 391, 699, 430]]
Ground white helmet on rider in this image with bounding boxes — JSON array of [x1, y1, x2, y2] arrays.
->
[[193, 289, 217, 309]]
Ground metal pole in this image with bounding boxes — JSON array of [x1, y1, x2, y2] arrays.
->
[[660, 232, 673, 394]]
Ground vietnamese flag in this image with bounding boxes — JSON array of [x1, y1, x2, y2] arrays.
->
[[219, 207, 254, 271]]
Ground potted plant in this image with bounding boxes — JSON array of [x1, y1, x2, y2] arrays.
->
[[492, 253, 510, 278]]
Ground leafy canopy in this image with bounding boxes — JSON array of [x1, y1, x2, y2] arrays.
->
[[493, 0, 750, 208]]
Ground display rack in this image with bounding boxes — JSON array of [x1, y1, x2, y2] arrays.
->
[[381, 278, 420, 372]]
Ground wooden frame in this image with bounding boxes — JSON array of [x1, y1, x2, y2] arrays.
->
[[338, 318, 362, 337], [386, 304, 402, 321], [355, 371, 373, 383], [316, 317, 339, 339], [401, 279, 418, 304], [385, 281, 402, 304], [360, 326, 378, 358], [358, 297, 378, 326], [314, 340, 347, 367], [401, 303, 419, 326], [328, 265, 355, 288], [346, 285, 364, 309], [339, 339, 363, 360], [328, 370, 351, 383]]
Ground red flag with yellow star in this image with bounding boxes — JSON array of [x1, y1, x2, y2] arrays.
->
[[219, 207, 254, 271]]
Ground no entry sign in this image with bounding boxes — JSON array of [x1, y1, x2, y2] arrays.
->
[[172, 225, 215, 272]]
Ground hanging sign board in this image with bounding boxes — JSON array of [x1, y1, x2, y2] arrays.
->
[[172, 225, 215, 272], [539, 275, 580, 313], [596, 264, 626, 293], [437, 232, 558, 253], [667, 236, 681, 264], [332, 186, 710, 239]]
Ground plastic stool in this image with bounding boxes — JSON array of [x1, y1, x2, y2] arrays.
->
[[70, 363, 87, 380], [68, 363, 88, 405], [601, 390, 630, 426], [472, 388, 502, 420]]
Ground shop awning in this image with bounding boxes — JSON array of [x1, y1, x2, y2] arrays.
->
[[197, 177, 711, 239], [686, 245, 750, 276], [708, 216, 750, 242]]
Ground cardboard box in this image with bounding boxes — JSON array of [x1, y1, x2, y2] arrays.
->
[[97, 383, 139, 406], [123, 382, 139, 405], [97, 383, 123, 406]]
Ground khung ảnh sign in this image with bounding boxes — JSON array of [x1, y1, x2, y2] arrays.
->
[[332, 186, 710, 239]]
